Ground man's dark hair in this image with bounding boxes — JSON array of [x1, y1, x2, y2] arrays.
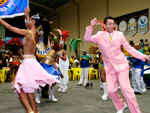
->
[[104, 16, 114, 24], [140, 39, 144, 42], [145, 39, 148, 42], [129, 40, 135, 47]]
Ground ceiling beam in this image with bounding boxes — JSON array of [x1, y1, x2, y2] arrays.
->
[[29, 1, 55, 12]]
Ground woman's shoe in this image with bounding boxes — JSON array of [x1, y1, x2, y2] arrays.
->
[[30, 111, 34, 113], [35, 97, 41, 104], [49, 96, 58, 102]]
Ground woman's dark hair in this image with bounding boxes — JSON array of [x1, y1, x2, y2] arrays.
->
[[64, 44, 67, 51], [42, 18, 50, 46], [32, 13, 44, 27], [32, 13, 50, 46], [49, 38, 55, 43], [49, 33, 56, 43], [11, 43, 18, 55]]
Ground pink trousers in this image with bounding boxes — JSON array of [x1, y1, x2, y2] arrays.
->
[[106, 65, 141, 113]]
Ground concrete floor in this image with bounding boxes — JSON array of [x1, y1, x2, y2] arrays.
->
[[0, 80, 150, 113]]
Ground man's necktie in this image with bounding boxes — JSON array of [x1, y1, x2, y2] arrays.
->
[[109, 34, 112, 42]]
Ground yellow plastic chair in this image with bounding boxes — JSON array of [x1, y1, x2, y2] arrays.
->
[[88, 68, 94, 80], [0, 69, 6, 83], [0, 70, 2, 82], [72, 68, 81, 80], [11, 69, 16, 81], [68, 69, 72, 80], [72, 68, 77, 80], [75, 68, 81, 80], [3, 67, 9, 80], [93, 69, 99, 79]]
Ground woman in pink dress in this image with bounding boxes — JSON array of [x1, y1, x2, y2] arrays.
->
[[0, 8, 59, 113]]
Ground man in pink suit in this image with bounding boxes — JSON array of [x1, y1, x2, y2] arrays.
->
[[84, 17, 150, 113]]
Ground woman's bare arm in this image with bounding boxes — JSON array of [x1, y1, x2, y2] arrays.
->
[[60, 50, 66, 60], [24, 7, 30, 29], [0, 19, 29, 36], [52, 50, 58, 74]]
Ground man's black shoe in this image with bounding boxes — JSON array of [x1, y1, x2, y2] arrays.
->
[[42, 95, 49, 98], [134, 92, 142, 95]]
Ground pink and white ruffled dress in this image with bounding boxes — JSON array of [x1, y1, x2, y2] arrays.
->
[[13, 55, 60, 93]]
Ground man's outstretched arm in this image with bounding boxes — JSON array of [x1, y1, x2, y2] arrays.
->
[[84, 18, 99, 43]]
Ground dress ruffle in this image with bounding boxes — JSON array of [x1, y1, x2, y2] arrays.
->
[[13, 57, 60, 93]]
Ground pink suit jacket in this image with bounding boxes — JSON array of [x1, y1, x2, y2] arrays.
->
[[84, 26, 146, 73]]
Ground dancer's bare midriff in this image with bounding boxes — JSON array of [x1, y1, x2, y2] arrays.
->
[[23, 30, 39, 55]]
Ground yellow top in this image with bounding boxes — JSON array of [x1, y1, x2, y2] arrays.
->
[[41, 49, 54, 65], [36, 37, 51, 58], [23, 30, 36, 46]]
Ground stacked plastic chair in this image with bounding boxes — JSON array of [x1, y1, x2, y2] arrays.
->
[[0, 69, 7, 83]]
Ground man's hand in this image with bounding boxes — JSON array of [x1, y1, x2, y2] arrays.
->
[[81, 57, 85, 60], [91, 18, 98, 27], [146, 55, 150, 61]]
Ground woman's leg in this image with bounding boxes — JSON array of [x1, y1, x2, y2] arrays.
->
[[17, 88, 33, 113], [99, 67, 103, 88], [58, 78, 63, 92], [101, 69, 108, 100], [41, 85, 49, 98], [9, 65, 14, 82], [26, 93, 38, 113], [9, 64, 19, 83], [49, 83, 57, 101], [35, 88, 42, 104], [101, 68, 106, 82]]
